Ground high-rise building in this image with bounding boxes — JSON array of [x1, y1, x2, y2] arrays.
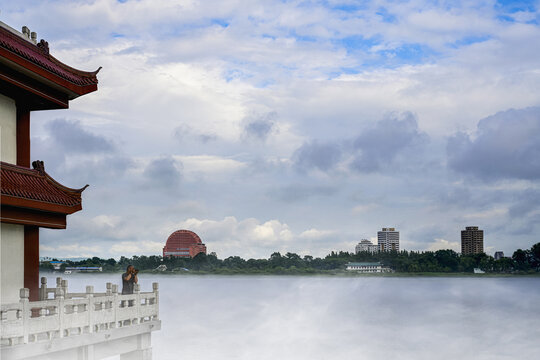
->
[[378, 228, 399, 252], [494, 251, 504, 260], [461, 226, 484, 255], [355, 239, 378, 254]]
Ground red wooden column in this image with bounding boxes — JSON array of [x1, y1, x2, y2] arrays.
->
[[16, 108, 31, 167], [24, 226, 39, 301]]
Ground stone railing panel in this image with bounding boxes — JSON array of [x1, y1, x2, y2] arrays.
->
[[0, 278, 159, 346]]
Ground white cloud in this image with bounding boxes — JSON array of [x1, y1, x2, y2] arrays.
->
[[110, 241, 164, 256], [298, 229, 334, 240], [461, 208, 508, 220], [427, 239, 460, 252], [174, 155, 246, 175], [6, 0, 538, 260]]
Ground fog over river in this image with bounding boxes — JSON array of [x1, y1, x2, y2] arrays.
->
[[44, 273, 540, 360]]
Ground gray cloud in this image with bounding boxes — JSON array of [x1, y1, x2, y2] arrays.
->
[[243, 112, 277, 141], [447, 107, 540, 181], [508, 189, 540, 218], [351, 112, 426, 172], [32, 119, 130, 185], [45, 119, 115, 153], [270, 184, 339, 203], [174, 125, 217, 144], [142, 156, 182, 190], [64, 155, 135, 186], [293, 141, 342, 171]]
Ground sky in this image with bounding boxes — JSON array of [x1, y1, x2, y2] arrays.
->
[[1, 0, 539, 259]]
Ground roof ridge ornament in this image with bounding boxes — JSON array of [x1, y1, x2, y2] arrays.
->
[[32, 160, 45, 174], [37, 39, 49, 55]]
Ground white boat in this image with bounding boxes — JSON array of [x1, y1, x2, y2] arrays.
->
[[64, 270, 72, 274]]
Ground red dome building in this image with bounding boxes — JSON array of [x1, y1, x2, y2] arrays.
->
[[163, 230, 207, 258]]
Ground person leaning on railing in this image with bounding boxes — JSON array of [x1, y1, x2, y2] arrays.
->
[[122, 265, 139, 295]]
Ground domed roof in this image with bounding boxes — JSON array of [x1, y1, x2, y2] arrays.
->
[[165, 230, 203, 248]]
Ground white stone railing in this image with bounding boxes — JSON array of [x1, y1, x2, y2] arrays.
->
[[0, 277, 159, 347]]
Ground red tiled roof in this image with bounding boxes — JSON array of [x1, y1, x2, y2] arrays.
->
[[0, 25, 99, 92], [0, 161, 87, 214]]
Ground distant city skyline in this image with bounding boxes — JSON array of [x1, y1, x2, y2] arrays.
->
[[2, 1, 538, 259]]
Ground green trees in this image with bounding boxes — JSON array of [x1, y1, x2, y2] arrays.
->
[[512, 249, 531, 271], [41, 242, 540, 274]]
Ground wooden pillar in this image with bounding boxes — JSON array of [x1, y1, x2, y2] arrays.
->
[[24, 226, 39, 301], [16, 108, 31, 167]]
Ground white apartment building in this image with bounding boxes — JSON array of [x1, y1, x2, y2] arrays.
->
[[378, 227, 400, 252], [355, 239, 378, 254]]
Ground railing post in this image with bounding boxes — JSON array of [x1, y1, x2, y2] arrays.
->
[[40, 277, 47, 300], [20, 288, 30, 344], [55, 288, 65, 338], [86, 286, 94, 334], [61, 279, 68, 298], [56, 277, 62, 289], [152, 282, 159, 321], [134, 283, 141, 324], [112, 284, 118, 328]]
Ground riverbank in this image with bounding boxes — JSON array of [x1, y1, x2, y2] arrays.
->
[[43, 269, 540, 277]]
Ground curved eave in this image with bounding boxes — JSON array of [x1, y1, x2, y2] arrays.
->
[[0, 47, 98, 99], [0, 27, 99, 100], [0, 195, 82, 215], [0, 161, 86, 216]]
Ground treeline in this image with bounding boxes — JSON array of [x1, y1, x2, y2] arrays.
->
[[40, 242, 540, 274]]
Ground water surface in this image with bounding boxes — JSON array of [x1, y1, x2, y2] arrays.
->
[[44, 273, 540, 360]]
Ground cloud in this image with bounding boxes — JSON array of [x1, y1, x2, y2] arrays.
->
[[110, 241, 164, 256], [298, 228, 335, 240], [243, 112, 277, 141], [176, 216, 294, 258], [447, 107, 540, 181], [39, 243, 103, 258], [142, 156, 182, 190], [508, 189, 540, 218], [427, 238, 460, 252], [270, 184, 339, 202], [10, 0, 540, 260], [293, 141, 342, 172], [174, 124, 218, 143], [44, 119, 115, 154], [351, 112, 426, 172], [352, 203, 380, 213]]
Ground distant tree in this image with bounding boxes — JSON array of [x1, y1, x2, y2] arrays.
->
[[512, 249, 531, 271], [530, 243, 540, 270], [223, 256, 246, 269], [493, 257, 514, 273], [434, 250, 459, 272], [39, 262, 54, 271]]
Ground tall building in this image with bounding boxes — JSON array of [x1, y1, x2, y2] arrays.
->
[[461, 226, 484, 255], [163, 229, 207, 258], [378, 228, 399, 252], [355, 239, 378, 254], [494, 251, 504, 260]]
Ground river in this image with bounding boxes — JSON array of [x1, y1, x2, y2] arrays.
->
[[42, 273, 540, 360]]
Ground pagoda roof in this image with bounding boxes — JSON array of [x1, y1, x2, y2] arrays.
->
[[0, 23, 99, 100], [0, 161, 87, 215]]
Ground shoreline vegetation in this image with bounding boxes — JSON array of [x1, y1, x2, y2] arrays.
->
[[40, 242, 540, 276]]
